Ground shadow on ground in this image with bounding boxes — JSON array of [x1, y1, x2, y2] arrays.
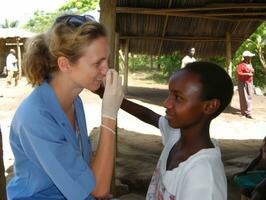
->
[[127, 86, 168, 106]]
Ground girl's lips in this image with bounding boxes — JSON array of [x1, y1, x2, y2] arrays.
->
[[165, 113, 174, 120]]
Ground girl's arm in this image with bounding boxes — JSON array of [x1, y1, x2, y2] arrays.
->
[[120, 98, 160, 128], [95, 84, 161, 128]]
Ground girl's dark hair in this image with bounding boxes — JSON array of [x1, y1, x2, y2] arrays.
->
[[185, 61, 234, 118], [23, 14, 107, 86]]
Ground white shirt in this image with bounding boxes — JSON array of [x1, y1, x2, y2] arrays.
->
[[181, 55, 196, 68], [6, 53, 18, 71], [146, 116, 227, 200]]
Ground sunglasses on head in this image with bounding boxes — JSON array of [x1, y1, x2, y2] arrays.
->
[[55, 14, 96, 27]]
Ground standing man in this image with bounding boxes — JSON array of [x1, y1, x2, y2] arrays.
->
[[6, 49, 19, 87], [237, 50, 255, 119], [181, 47, 196, 68]]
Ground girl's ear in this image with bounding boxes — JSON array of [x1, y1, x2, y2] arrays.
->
[[203, 99, 221, 115], [57, 56, 70, 72]]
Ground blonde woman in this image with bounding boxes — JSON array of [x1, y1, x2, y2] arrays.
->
[[7, 14, 124, 200]]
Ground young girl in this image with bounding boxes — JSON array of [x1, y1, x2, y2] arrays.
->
[[7, 14, 124, 200], [98, 61, 233, 200]]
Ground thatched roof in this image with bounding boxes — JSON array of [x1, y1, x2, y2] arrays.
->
[[0, 28, 35, 39], [115, 0, 266, 57]]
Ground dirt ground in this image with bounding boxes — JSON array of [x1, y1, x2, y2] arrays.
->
[[0, 72, 266, 200]]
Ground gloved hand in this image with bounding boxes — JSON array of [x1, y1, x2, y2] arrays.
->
[[102, 69, 124, 121]]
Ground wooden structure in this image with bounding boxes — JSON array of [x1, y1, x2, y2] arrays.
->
[[100, 0, 266, 91], [0, 28, 35, 76]]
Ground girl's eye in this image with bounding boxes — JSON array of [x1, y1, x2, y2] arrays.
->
[[175, 95, 182, 101]]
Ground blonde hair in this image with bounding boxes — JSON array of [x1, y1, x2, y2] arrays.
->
[[23, 16, 107, 86]]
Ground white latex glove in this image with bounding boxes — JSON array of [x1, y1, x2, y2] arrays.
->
[[102, 69, 124, 121]]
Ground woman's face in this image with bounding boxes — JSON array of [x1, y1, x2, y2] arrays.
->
[[69, 36, 109, 91]]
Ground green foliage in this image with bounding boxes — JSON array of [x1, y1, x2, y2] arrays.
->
[[127, 54, 152, 72], [0, 19, 19, 28], [23, 0, 99, 33], [157, 52, 182, 79], [127, 52, 182, 82], [59, 0, 99, 13], [23, 11, 57, 33], [127, 52, 182, 80], [232, 21, 266, 88]]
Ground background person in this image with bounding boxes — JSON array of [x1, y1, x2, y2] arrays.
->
[[5, 49, 19, 87], [181, 47, 196, 68], [7, 14, 124, 200], [236, 50, 255, 119]]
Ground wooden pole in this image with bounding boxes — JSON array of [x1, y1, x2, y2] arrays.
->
[[16, 37, 22, 79], [100, 0, 117, 70], [150, 55, 153, 70], [114, 33, 120, 72], [132, 53, 135, 72], [123, 40, 129, 94], [100, 0, 117, 196], [226, 32, 232, 77], [0, 126, 7, 200]]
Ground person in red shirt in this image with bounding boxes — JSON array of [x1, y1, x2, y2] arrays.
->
[[236, 50, 255, 119]]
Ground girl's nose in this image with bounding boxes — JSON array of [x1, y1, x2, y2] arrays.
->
[[163, 96, 173, 109]]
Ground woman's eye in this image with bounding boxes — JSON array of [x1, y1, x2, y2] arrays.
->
[[95, 61, 101, 67]]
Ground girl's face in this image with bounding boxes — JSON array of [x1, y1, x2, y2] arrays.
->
[[163, 70, 206, 129], [69, 36, 109, 91]]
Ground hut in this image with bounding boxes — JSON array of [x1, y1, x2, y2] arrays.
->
[[0, 28, 35, 75], [100, 0, 266, 92]]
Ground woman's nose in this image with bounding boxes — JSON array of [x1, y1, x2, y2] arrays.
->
[[100, 61, 109, 75]]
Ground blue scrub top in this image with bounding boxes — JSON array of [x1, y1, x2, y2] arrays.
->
[[7, 82, 96, 200]]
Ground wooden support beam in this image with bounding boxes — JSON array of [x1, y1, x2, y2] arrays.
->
[[114, 33, 120, 72], [157, 0, 172, 57], [116, 5, 266, 22], [120, 35, 243, 42], [100, 0, 117, 69], [5, 42, 23, 46], [157, 16, 169, 57], [203, 12, 266, 17], [116, 3, 266, 13], [205, 3, 266, 10], [16, 38, 22, 79], [123, 40, 129, 94], [117, 7, 235, 22], [100, 0, 117, 196], [226, 32, 232, 77]]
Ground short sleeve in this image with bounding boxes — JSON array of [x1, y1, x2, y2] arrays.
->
[[19, 109, 95, 200], [159, 116, 180, 146]]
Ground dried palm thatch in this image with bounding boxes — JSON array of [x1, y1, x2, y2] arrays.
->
[[116, 0, 266, 57]]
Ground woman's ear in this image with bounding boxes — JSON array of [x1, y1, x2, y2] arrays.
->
[[57, 56, 70, 72], [203, 99, 221, 115]]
